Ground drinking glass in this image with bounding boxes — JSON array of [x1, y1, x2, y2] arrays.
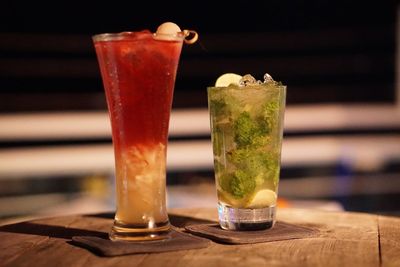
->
[[93, 30, 184, 241], [207, 75, 286, 230]]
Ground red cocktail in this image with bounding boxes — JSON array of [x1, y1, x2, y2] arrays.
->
[[93, 28, 184, 241]]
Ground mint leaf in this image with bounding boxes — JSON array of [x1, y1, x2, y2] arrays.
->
[[229, 170, 256, 198]]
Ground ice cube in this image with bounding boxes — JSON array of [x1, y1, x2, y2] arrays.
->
[[263, 73, 274, 84], [239, 74, 257, 87]]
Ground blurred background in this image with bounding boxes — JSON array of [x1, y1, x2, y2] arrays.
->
[[0, 0, 399, 224]]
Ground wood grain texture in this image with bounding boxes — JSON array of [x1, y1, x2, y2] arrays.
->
[[379, 215, 400, 267], [0, 208, 398, 267]]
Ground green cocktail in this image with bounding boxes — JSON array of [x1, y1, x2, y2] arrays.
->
[[207, 73, 286, 230]]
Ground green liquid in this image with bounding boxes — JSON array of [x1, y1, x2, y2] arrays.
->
[[208, 83, 286, 208]]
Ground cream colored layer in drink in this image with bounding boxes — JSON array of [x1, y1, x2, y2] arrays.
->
[[114, 143, 168, 225]]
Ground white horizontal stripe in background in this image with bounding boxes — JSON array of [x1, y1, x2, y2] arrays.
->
[[1, 135, 400, 178], [0, 104, 399, 178], [0, 104, 400, 140]]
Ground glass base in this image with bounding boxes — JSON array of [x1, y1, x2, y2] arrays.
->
[[218, 203, 276, 231], [109, 220, 171, 241]]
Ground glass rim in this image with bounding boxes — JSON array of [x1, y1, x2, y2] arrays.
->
[[92, 31, 186, 42]]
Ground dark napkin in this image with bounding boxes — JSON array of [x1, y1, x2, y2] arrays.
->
[[185, 221, 319, 244], [71, 227, 211, 257]]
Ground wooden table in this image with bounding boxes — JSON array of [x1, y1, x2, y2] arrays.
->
[[0, 207, 399, 267]]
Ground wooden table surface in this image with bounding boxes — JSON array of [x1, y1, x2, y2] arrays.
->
[[0, 207, 399, 267]]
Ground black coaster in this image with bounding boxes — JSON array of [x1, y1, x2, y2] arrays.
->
[[71, 227, 211, 257], [185, 221, 319, 244]]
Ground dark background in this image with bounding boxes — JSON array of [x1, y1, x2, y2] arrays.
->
[[0, 0, 397, 112]]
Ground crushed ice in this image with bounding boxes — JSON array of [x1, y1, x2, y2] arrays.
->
[[263, 73, 274, 83], [239, 73, 275, 87], [239, 74, 257, 86]]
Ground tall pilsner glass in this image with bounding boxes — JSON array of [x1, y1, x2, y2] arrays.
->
[[93, 30, 184, 241]]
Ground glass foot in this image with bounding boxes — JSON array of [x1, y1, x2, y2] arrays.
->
[[218, 203, 276, 231], [109, 220, 171, 241]]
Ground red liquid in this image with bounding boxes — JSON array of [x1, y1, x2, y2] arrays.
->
[[94, 31, 182, 148], [94, 31, 183, 229]]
